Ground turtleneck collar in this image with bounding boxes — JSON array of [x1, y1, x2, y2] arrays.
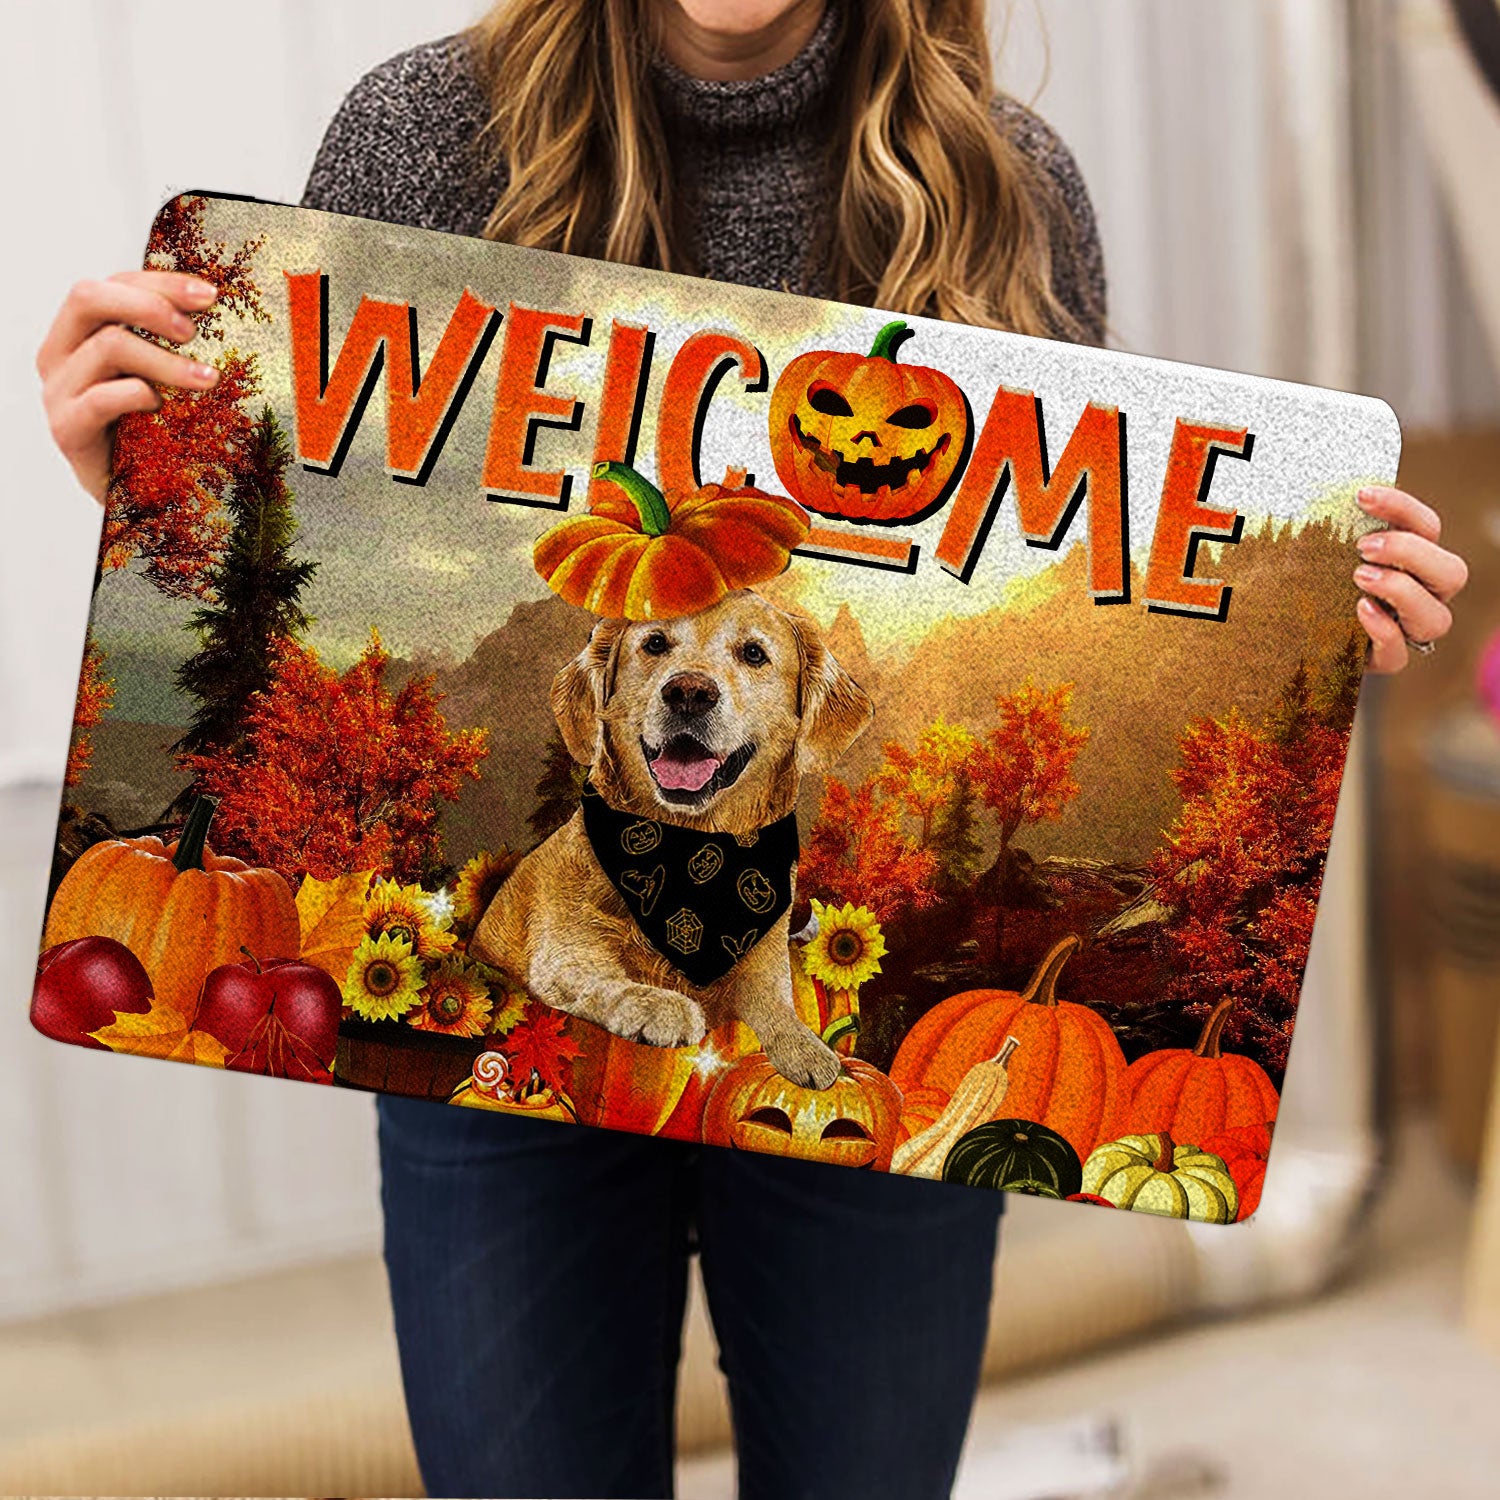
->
[[649, 0, 843, 141]]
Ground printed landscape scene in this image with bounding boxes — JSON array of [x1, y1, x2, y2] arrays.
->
[[33, 196, 1391, 1224]]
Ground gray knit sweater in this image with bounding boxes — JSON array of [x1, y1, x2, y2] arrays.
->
[[301, 4, 1106, 342]]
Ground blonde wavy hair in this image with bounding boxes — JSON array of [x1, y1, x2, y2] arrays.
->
[[468, 0, 1083, 338]]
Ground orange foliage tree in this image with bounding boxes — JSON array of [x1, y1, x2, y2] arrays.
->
[[105, 195, 269, 598], [966, 681, 1089, 945], [799, 777, 940, 925], [64, 630, 114, 789], [182, 632, 488, 885], [875, 718, 976, 845], [1149, 641, 1360, 1073]]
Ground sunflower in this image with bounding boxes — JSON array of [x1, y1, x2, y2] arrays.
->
[[409, 959, 493, 1037], [802, 900, 887, 991], [364, 878, 456, 962], [343, 932, 424, 1022], [452, 849, 519, 933]]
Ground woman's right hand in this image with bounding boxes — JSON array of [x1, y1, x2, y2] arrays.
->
[[37, 271, 222, 504]]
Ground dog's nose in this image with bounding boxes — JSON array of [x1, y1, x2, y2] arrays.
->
[[661, 672, 720, 716]]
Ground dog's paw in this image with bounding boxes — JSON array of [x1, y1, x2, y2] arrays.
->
[[600, 984, 707, 1049], [764, 1026, 841, 1090]]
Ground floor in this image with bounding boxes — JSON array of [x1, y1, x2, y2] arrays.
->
[[679, 1121, 1500, 1500]]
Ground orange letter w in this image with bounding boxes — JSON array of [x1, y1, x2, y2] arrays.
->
[[286, 271, 498, 483]]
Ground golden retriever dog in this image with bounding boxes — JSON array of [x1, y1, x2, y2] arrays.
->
[[470, 590, 872, 1089]]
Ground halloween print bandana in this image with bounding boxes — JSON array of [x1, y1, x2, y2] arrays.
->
[[579, 782, 799, 987]]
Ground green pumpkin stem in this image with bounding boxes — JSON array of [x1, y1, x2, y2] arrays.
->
[[1021, 934, 1081, 1008], [1193, 998, 1236, 1059], [592, 461, 671, 537], [1152, 1133, 1176, 1172], [868, 319, 916, 362], [821, 1014, 860, 1048], [172, 795, 219, 873]]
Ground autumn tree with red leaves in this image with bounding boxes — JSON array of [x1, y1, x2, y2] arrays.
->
[[967, 680, 1089, 953], [64, 631, 114, 789], [799, 777, 940, 925], [181, 632, 488, 885], [1149, 641, 1360, 1074], [105, 195, 269, 598]]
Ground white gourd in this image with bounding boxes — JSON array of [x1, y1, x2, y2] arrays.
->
[[892, 1036, 1020, 1178]]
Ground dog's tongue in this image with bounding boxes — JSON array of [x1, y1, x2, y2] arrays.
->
[[651, 746, 722, 792]]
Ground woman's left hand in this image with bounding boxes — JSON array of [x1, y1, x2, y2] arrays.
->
[[1352, 486, 1469, 673]]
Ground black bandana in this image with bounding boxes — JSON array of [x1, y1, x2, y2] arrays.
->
[[579, 781, 799, 987]]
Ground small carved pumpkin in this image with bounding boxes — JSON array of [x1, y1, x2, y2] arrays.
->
[[533, 461, 808, 621], [1124, 999, 1280, 1144], [701, 1049, 904, 1171], [1081, 1132, 1239, 1223], [769, 321, 970, 524], [941, 1118, 1084, 1198], [43, 796, 300, 1026]]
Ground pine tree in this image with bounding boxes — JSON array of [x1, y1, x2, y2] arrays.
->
[[529, 731, 588, 843], [174, 407, 317, 764], [1313, 628, 1365, 732], [1266, 658, 1314, 748], [929, 767, 984, 897]]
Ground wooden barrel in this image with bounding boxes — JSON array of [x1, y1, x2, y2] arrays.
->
[[333, 1018, 485, 1100]]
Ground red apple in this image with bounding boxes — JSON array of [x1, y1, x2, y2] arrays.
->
[[195, 954, 343, 1075], [32, 937, 155, 1048]]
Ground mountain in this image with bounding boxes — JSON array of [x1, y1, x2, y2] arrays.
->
[[431, 594, 595, 866], [878, 518, 1364, 863]]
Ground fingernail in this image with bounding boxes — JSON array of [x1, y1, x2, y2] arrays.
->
[[1358, 596, 1379, 616], [1357, 533, 1383, 556], [171, 314, 195, 339], [1355, 564, 1381, 584], [194, 363, 219, 383], [186, 278, 217, 303], [1357, 489, 1378, 509]]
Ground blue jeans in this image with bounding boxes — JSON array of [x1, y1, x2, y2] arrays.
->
[[378, 1095, 1003, 1500]]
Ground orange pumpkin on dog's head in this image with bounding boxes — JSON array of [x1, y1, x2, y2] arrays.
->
[[43, 796, 300, 1026], [769, 320, 970, 525], [533, 461, 809, 621]]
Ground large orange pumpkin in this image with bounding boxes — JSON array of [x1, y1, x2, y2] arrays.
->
[[1124, 999, 1281, 1143], [889, 935, 1128, 1163], [769, 320, 970, 525], [533, 460, 808, 621], [701, 1051, 904, 1171], [43, 797, 300, 1026]]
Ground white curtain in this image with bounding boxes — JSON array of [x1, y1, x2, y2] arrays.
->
[[1, 0, 1495, 1320], [0, 0, 489, 1322]]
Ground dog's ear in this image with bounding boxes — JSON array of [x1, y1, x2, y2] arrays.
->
[[788, 610, 874, 773], [552, 618, 625, 765]]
